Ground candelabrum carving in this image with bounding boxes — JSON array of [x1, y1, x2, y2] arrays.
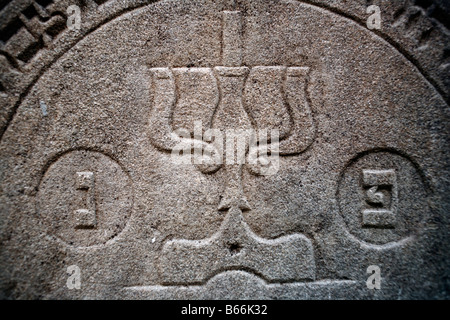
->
[[148, 11, 316, 284]]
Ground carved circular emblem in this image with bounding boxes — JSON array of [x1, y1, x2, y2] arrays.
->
[[337, 150, 430, 246], [36, 150, 133, 247]]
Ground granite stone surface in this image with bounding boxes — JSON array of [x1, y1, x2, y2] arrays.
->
[[0, 0, 449, 299]]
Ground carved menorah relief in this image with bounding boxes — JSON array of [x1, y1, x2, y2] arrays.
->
[[148, 11, 316, 284], [1, 0, 444, 300]]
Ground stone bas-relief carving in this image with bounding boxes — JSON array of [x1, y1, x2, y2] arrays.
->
[[0, 0, 448, 299], [151, 10, 317, 285], [337, 151, 431, 246], [36, 150, 133, 247]]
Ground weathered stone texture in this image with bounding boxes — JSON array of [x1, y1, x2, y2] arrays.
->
[[0, 0, 448, 299]]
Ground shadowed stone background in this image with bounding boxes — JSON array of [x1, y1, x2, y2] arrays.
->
[[0, 0, 449, 299]]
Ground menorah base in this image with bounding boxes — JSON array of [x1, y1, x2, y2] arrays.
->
[[123, 271, 361, 300], [158, 207, 316, 285]]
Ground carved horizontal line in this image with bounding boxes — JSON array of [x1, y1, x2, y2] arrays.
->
[[124, 270, 357, 290]]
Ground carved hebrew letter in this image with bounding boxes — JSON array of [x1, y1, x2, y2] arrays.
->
[[73, 171, 96, 229], [362, 169, 397, 228]]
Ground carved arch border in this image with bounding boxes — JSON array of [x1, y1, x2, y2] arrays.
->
[[0, 0, 448, 143]]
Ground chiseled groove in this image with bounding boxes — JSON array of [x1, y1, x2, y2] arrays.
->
[[125, 270, 356, 290]]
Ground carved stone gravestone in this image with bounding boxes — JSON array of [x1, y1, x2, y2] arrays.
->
[[0, 0, 449, 299]]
